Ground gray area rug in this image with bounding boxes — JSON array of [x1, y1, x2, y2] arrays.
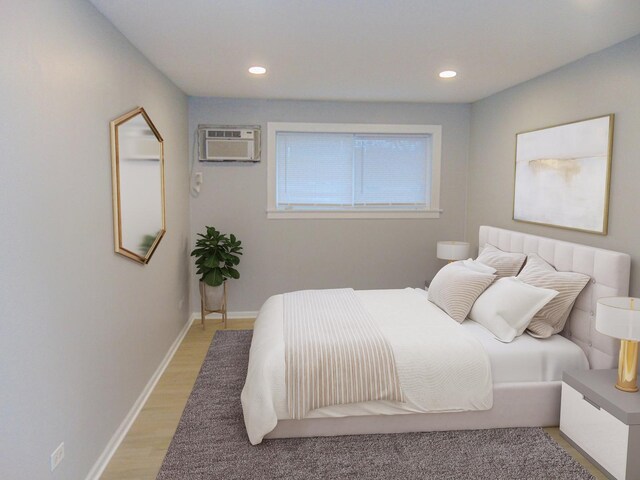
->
[[157, 330, 593, 480]]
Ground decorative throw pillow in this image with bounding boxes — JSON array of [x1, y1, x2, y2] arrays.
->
[[469, 277, 558, 342], [517, 254, 590, 338], [476, 244, 527, 278], [428, 263, 496, 323]]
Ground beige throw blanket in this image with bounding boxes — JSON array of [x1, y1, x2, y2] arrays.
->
[[283, 288, 405, 419]]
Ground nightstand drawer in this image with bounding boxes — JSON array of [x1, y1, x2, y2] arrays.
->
[[560, 382, 629, 479]]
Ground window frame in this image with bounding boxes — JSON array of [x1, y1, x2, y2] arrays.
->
[[267, 122, 442, 219]]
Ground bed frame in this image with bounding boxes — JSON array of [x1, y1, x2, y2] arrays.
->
[[265, 226, 631, 439]]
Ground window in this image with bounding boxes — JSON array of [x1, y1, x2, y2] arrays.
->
[[267, 123, 441, 219]]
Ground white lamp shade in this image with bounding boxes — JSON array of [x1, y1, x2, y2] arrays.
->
[[596, 297, 640, 341], [436, 241, 470, 261]]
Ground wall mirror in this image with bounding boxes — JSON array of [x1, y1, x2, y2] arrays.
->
[[110, 107, 166, 264]]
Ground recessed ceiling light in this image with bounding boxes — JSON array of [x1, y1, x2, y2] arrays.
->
[[439, 70, 457, 79], [248, 66, 267, 75]]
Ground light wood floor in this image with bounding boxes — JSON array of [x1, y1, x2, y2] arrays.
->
[[101, 317, 253, 480], [101, 317, 606, 480]]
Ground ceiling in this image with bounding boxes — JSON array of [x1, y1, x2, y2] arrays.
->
[[90, 0, 640, 103]]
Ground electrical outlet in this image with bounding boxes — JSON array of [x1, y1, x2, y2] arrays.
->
[[178, 297, 185, 310], [50, 442, 64, 471]]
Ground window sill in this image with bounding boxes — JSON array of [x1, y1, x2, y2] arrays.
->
[[266, 209, 442, 220]]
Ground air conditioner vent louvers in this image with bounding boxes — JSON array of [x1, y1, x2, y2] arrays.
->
[[206, 130, 243, 138]]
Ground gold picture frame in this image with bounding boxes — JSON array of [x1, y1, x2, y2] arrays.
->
[[110, 107, 166, 264], [512, 114, 614, 235]]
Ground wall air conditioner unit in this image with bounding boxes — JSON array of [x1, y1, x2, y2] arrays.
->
[[198, 125, 261, 162]]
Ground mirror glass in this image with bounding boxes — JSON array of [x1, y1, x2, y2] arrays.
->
[[111, 107, 166, 264]]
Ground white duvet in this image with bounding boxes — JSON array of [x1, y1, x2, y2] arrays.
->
[[241, 288, 493, 445]]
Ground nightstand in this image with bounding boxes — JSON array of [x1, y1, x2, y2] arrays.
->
[[560, 369, 640, 480]]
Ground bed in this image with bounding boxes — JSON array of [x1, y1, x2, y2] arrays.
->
[[241, 226, 631, 445]]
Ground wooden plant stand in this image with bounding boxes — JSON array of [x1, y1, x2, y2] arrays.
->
[[200, 281, 227, 330]]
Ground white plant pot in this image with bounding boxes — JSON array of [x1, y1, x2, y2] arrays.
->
[[200, 281, 226, 311]]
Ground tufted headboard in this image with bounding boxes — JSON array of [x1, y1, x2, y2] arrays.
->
[[478, 226, 631, 370]]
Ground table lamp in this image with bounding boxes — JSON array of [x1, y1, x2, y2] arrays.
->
[[436, 241, 470, 263], [596, 297, 640, 393]]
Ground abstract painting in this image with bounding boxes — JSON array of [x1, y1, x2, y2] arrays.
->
[[513, 114, 613, 234]]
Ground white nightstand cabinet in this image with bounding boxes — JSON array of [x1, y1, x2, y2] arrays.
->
[[560, 370, 640, 480]]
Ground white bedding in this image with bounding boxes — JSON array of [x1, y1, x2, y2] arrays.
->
[[241, 287, 589, 445], [412, 288, 590, 383], [461, 320, 588, 382], [241, 288, 493, 445]]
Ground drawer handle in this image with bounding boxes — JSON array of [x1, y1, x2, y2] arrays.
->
[[582, 395, 601, 410]]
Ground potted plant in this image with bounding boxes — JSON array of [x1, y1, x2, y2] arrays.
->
[[191, 227, 243, 327]]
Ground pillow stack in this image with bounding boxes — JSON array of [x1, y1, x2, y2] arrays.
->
[[428, 243, 591, 343]]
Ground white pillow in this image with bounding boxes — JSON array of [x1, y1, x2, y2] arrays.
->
[[469, 277, 558, 342], [461, 259, 497, 275]]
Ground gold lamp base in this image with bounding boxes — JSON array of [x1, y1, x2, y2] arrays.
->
[[616, 339, 639, 393]]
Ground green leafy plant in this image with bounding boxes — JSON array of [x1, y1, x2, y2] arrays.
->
[[190, 227, 243, 287]]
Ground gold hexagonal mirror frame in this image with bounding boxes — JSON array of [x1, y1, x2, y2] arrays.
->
[[110, 107, 166, 264]]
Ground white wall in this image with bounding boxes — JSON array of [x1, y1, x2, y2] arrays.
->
[[189, 98, 471, 311], [466, 35, 640, 295], [0, 1, 189, 479]]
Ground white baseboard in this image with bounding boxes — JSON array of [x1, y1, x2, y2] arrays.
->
[[85, 314, 194, 480], [189, 310, 258, 325], [86, 310, 257, 479]]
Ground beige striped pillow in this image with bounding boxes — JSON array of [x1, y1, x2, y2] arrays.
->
[[428, 262, 496, 323], [517, 254, 590, 338], [476, 244, 527, 278]]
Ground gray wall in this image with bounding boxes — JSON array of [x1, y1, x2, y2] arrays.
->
[[466, 35, 640, 296], [0, 1, 189, 479], [189, 98, 471, 311]]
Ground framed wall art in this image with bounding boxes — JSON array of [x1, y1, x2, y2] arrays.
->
[[513, 114, 614, 235]]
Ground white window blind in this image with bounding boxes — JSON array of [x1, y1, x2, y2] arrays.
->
[[276, 132, 431, 210]]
